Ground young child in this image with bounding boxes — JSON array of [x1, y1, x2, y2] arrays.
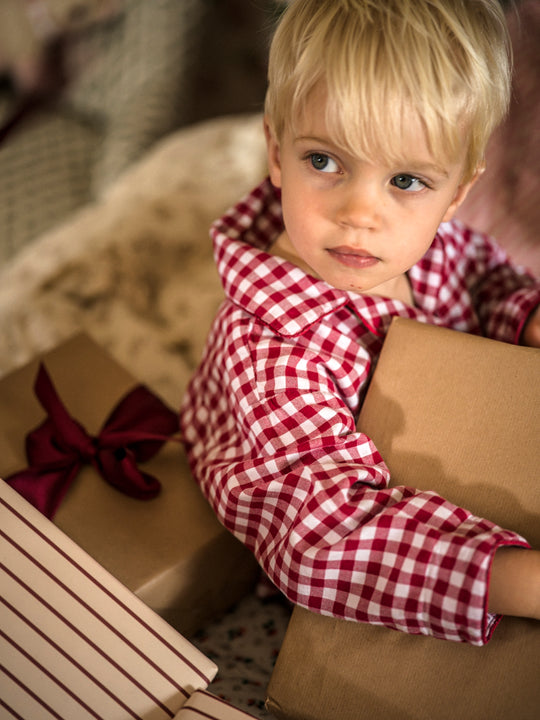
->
[[181, 0, 540, 645]]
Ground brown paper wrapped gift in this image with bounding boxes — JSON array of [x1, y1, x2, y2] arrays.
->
[[267, 318, 540, 720], [0, 332, 259, 637]]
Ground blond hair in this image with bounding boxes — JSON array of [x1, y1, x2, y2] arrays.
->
[[265, 0, 512, 179]]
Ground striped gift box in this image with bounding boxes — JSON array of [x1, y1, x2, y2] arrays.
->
[[0, 480, 217, 720]]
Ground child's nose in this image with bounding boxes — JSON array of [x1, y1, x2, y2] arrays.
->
[[336, 181, 382, 231]]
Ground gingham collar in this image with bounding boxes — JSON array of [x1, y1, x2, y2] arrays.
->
[[211, 178, 430, 338]]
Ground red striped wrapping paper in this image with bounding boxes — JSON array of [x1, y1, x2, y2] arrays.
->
[[0, 480, 217, 720]]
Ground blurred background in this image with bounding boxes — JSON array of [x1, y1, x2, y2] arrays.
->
[[0, 0, 285, 264]]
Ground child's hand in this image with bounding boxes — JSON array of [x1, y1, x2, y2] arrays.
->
[[521, 305, 540, 347], [489, 547, 540, 619]]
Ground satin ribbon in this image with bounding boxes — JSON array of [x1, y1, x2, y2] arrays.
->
[[5, 363, 180, 519]]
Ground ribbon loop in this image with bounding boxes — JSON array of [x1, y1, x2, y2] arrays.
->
[[6, 363, 179, 518], [33, 363, 96, 459]]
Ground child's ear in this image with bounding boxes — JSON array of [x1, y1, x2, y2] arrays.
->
[[264, 117, 282, 188], [441, 164, 485, 222]]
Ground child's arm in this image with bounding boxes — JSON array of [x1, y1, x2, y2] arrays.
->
[[489, 547, 540, 618], [182, 305, 532, 646]]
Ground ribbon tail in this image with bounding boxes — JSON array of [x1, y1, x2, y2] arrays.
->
[[5, 463, 81, 519]]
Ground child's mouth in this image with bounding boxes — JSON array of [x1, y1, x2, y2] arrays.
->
[[327, 246, 380, 269]]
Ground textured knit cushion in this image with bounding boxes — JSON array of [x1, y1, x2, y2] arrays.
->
[[0, 109, 101, 264], [62, 0, 204, 194], [0, 0, 203, 263]]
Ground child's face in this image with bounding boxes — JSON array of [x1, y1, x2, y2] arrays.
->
[[265, 90, 479, 298]]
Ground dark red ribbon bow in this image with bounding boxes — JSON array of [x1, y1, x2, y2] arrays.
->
[[5, 363, 180, 519]]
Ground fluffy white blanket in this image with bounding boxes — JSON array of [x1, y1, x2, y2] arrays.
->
[[0, 113, 267, 405]]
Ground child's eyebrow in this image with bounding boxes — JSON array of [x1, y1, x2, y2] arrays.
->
[[294, 134, 334, 146], [403, 162, 450, 179], [292, 134, 332, 150]]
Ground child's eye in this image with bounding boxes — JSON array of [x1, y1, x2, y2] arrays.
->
[[309, 153, 339, 173], [391, 174, 426, 192]]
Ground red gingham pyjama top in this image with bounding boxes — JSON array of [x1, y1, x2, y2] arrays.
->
[[181, 179, 540, 645]]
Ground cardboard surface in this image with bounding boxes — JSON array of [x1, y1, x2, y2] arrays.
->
[[0, 480, 217, 719], [0, 333, 259, 636], [267, 318, 540, 720]]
